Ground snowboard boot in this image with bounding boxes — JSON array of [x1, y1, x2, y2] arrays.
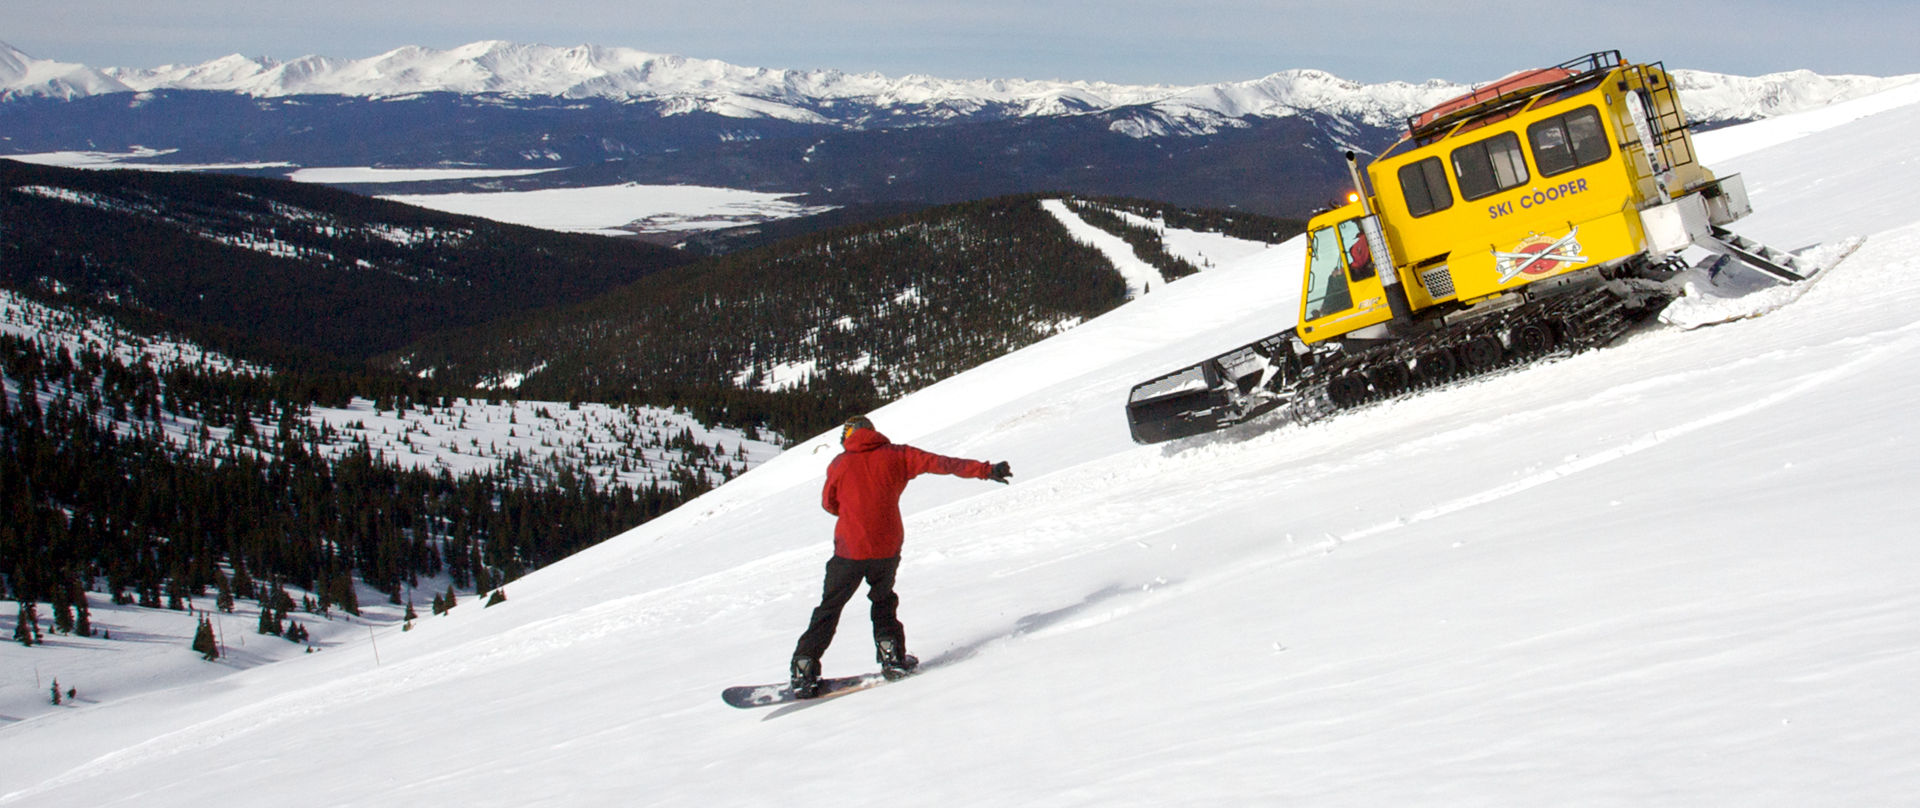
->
[[876, 638, 919, 681], [790, 655, 822, 699]]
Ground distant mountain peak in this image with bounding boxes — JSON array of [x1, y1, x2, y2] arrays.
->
[[0, 41, 133, 100]]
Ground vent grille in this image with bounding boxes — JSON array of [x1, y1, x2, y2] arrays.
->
[[1421, 266, 1456, 298]]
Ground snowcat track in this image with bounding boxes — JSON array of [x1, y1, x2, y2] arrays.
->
[[1126, 282, 1673, 444], [1303, 284, 1654, 412]]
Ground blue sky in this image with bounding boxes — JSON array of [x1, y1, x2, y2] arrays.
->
[[6, 0, 1915, 85]]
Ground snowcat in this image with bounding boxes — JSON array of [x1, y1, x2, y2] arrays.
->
[[1126, 51, 1821, 444]]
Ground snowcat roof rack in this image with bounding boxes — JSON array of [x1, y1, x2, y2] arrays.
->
[[1406, 50, 1623, 140]]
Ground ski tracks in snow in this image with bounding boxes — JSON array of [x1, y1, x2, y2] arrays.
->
[[1338, 318, 1920, 546], [1206, 227, 1920, 588]]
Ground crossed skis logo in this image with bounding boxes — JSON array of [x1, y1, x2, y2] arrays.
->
[[1495, 228, 1589, 282]]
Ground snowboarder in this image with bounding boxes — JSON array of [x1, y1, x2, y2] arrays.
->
[[790, 415, 1011, 698]]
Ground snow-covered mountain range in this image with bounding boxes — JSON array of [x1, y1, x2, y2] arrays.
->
[[7, 40, 1916, 219], [4, 40, 1915, 134]]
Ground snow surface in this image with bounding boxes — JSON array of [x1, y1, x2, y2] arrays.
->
[[1693, 77, 1920, 162], [379, 183, 836, 236], [2, 152, 560, 183], [5, 82, 1920, 806], [0, 581, 421, 738], [1041, 199, 1165, 297], [2, 147, 293, 172], [1, 288, 267, 377], [286, 166, 566, 183], [299, 396, 782, 491], [1111, 208, 1275, 269]]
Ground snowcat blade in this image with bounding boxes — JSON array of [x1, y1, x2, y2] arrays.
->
[[1127, 363, 1227, 444], [1126, 333, 1297, 444], [1701, 225, 1809, 283], [1658, 235, 1865, 329]]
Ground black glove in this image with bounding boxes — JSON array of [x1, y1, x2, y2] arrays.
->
[[988, 461, 1012, 484]]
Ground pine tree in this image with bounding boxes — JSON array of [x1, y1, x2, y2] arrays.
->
[[50, 678, 61, 706], [192, 617, 219, 661], [53, 594, 75, 635], [485, 589, 507, 608], [13, 602, 40, 647], [231, 561, 254, 599], [442, 584, 457, 613], [73, 581, 92, 638], [329, 575, 360, 617], [215, 569, 234, 613], [431, 592, 445, 615]]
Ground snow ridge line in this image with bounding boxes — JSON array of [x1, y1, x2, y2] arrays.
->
[[1330, 320, 1920, 547]]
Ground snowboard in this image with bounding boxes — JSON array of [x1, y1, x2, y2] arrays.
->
[[722, 671, 907, 709]]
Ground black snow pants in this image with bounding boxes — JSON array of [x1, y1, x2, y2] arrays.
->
[[793, 555, 903, 661]]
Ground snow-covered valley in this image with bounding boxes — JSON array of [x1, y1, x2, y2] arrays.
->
[[4, 75, 1920, 808]]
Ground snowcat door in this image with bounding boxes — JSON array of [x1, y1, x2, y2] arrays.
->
[[1297, 217, 1392, 344]]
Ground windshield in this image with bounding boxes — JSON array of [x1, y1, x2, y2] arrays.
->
[[1303, 226, 1353, 321]]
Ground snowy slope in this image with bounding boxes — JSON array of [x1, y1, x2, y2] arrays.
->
[[5, 85, 1920, 806], [1040, 199, 1167, 296]]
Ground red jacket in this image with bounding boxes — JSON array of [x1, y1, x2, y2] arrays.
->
[[823, 428, 992, 559]]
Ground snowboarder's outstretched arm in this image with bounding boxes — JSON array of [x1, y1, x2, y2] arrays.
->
[[897, 445, 1007, 483]]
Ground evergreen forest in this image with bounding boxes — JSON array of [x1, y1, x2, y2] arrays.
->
[[0, 329, 708, 633], [1, 160, 1300, 643]]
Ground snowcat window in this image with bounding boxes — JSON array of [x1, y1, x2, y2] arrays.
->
[[1529, 106, 1611, 176], [1304, 227, 1353, 320], [1397, 157, 1453, 217], [1451, 132, 1529, 201], [1336, 219, 1375, 280]]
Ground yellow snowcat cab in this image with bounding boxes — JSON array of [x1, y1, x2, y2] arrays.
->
[[1126, 51, 1818, 444]]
